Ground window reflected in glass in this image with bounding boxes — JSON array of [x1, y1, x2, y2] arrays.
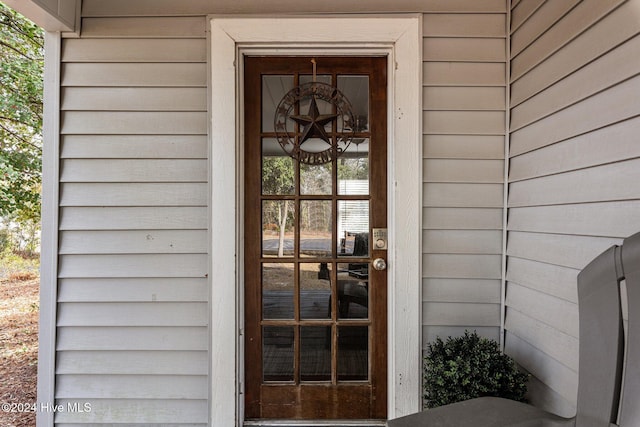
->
[[337, 201, 369, 256]]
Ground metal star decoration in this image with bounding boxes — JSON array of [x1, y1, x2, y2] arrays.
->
[[290, 96, 338, 145]]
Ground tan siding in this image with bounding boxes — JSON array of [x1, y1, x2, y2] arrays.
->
[[423, 230, 502, 254], [422, 4, 507, 347], [58, 254, 208, 278], [61, 87, 207, 111], [511, 0, 640, 106], [57, 351, 208, 375], [56, 327, 208, 351], [81, 0, 507, 16], [510, 0, 579, 57], [423, 254, 502, 279], [423, 14, 506, 37], [510, 74, 640, 156], [81, 16, 207, 38], [506, 283, 578, 338], [509, 117, 640, 182], [506, 232, 620, 270], [423, 135, 505, 160], [57, 278, 208, 302], [60, 159, 208, 182], [423, 302, 501, 326], [56, 375, 207, 399], [423, 207, 503, 230], [423, 279, 501, 303], [424, 38, 506, 62], [59, 207, 208, 230], [423, 86, 506, 111], [505, 333, 578, 409], [59, 183, 208, 206], [424, 183, 504, 208], [505, 309, 578, 370], [423, 159, 504, 183], [62, 63, 207, 87], [61, 111, 208, 134], [59, 230, 208, 254], [57, 302, 208, 326], [511, 0, 625, 81], [508, 202, 640, 238], [511, 0, 545, 32], [506, 257, 578, 303], [61, 38, 207, 62], [55, 17, 209, 425], [507, 0, 640, 415], [508, 159, 640, 207], [55, 400, 208, 425], [61, 135, 207, 159], [423, 62, 506, 86], [424, 111, 506, 135], [511, 35, 640, 130]]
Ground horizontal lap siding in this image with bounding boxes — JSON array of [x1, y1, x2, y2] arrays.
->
[[506, 0, 640, 417], [57, 16, 208, 426], [422, 7, 507, 346]]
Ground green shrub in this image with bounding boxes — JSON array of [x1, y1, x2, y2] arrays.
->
[[423, 331, 529, 409]]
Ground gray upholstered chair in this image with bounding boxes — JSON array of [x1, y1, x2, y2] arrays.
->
[[389, 231, 640, 427]]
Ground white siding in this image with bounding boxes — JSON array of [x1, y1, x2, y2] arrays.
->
[[56, 15, 208, 426], [506, 0, 640, 417], [422, 7, 508, 345]]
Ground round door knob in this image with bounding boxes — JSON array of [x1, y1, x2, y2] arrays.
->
[[372, 258, 387, 271]]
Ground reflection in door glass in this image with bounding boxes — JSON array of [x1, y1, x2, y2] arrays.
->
[[262, 138, 294, 195], [300, 326, 332, 382], [262, 263, 294, 320], [337, 263, 368, 319], [337, 200, 369, 256], [338, 140, 369, 195], [301, 162, 332, 195], [300, 263, 332, 320], [262, 75, 294, 133], [262, 200, 294, 257], [338, 326, 368, 381], [263, 326, 294, 382], [337, 75, 369, 132], [300, 200, 332, 258]]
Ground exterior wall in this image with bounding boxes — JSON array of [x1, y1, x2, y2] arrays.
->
[[506, 0, 640, 417], [422, 7, 508, 344], [55, 17, 209, 425], [48, 1, 510, 424]]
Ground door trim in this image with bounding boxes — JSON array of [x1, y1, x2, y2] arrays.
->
[[209, 15, 422, 426]]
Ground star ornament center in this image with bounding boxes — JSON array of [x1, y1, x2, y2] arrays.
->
[[274, 81, 355, 165]]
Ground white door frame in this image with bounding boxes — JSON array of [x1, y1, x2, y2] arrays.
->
[[209, 15, 422, 426]]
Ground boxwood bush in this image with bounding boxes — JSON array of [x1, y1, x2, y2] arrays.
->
[[423, 331, 529, 408]]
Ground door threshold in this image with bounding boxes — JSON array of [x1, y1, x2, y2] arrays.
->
[[244, 420, 387, 427]]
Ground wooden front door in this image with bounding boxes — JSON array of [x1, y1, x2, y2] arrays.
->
[[244, 56, 387, 420]]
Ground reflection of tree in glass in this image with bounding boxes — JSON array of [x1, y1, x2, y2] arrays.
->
[[300, 163, 331, 195], [338, 157, 369, 181], [262, 156, 294, 257]]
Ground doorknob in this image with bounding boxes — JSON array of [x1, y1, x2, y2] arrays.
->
[[372, 258, 387, 271]]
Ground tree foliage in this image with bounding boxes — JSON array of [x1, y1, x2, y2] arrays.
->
[[0, 2, 43, 223]]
